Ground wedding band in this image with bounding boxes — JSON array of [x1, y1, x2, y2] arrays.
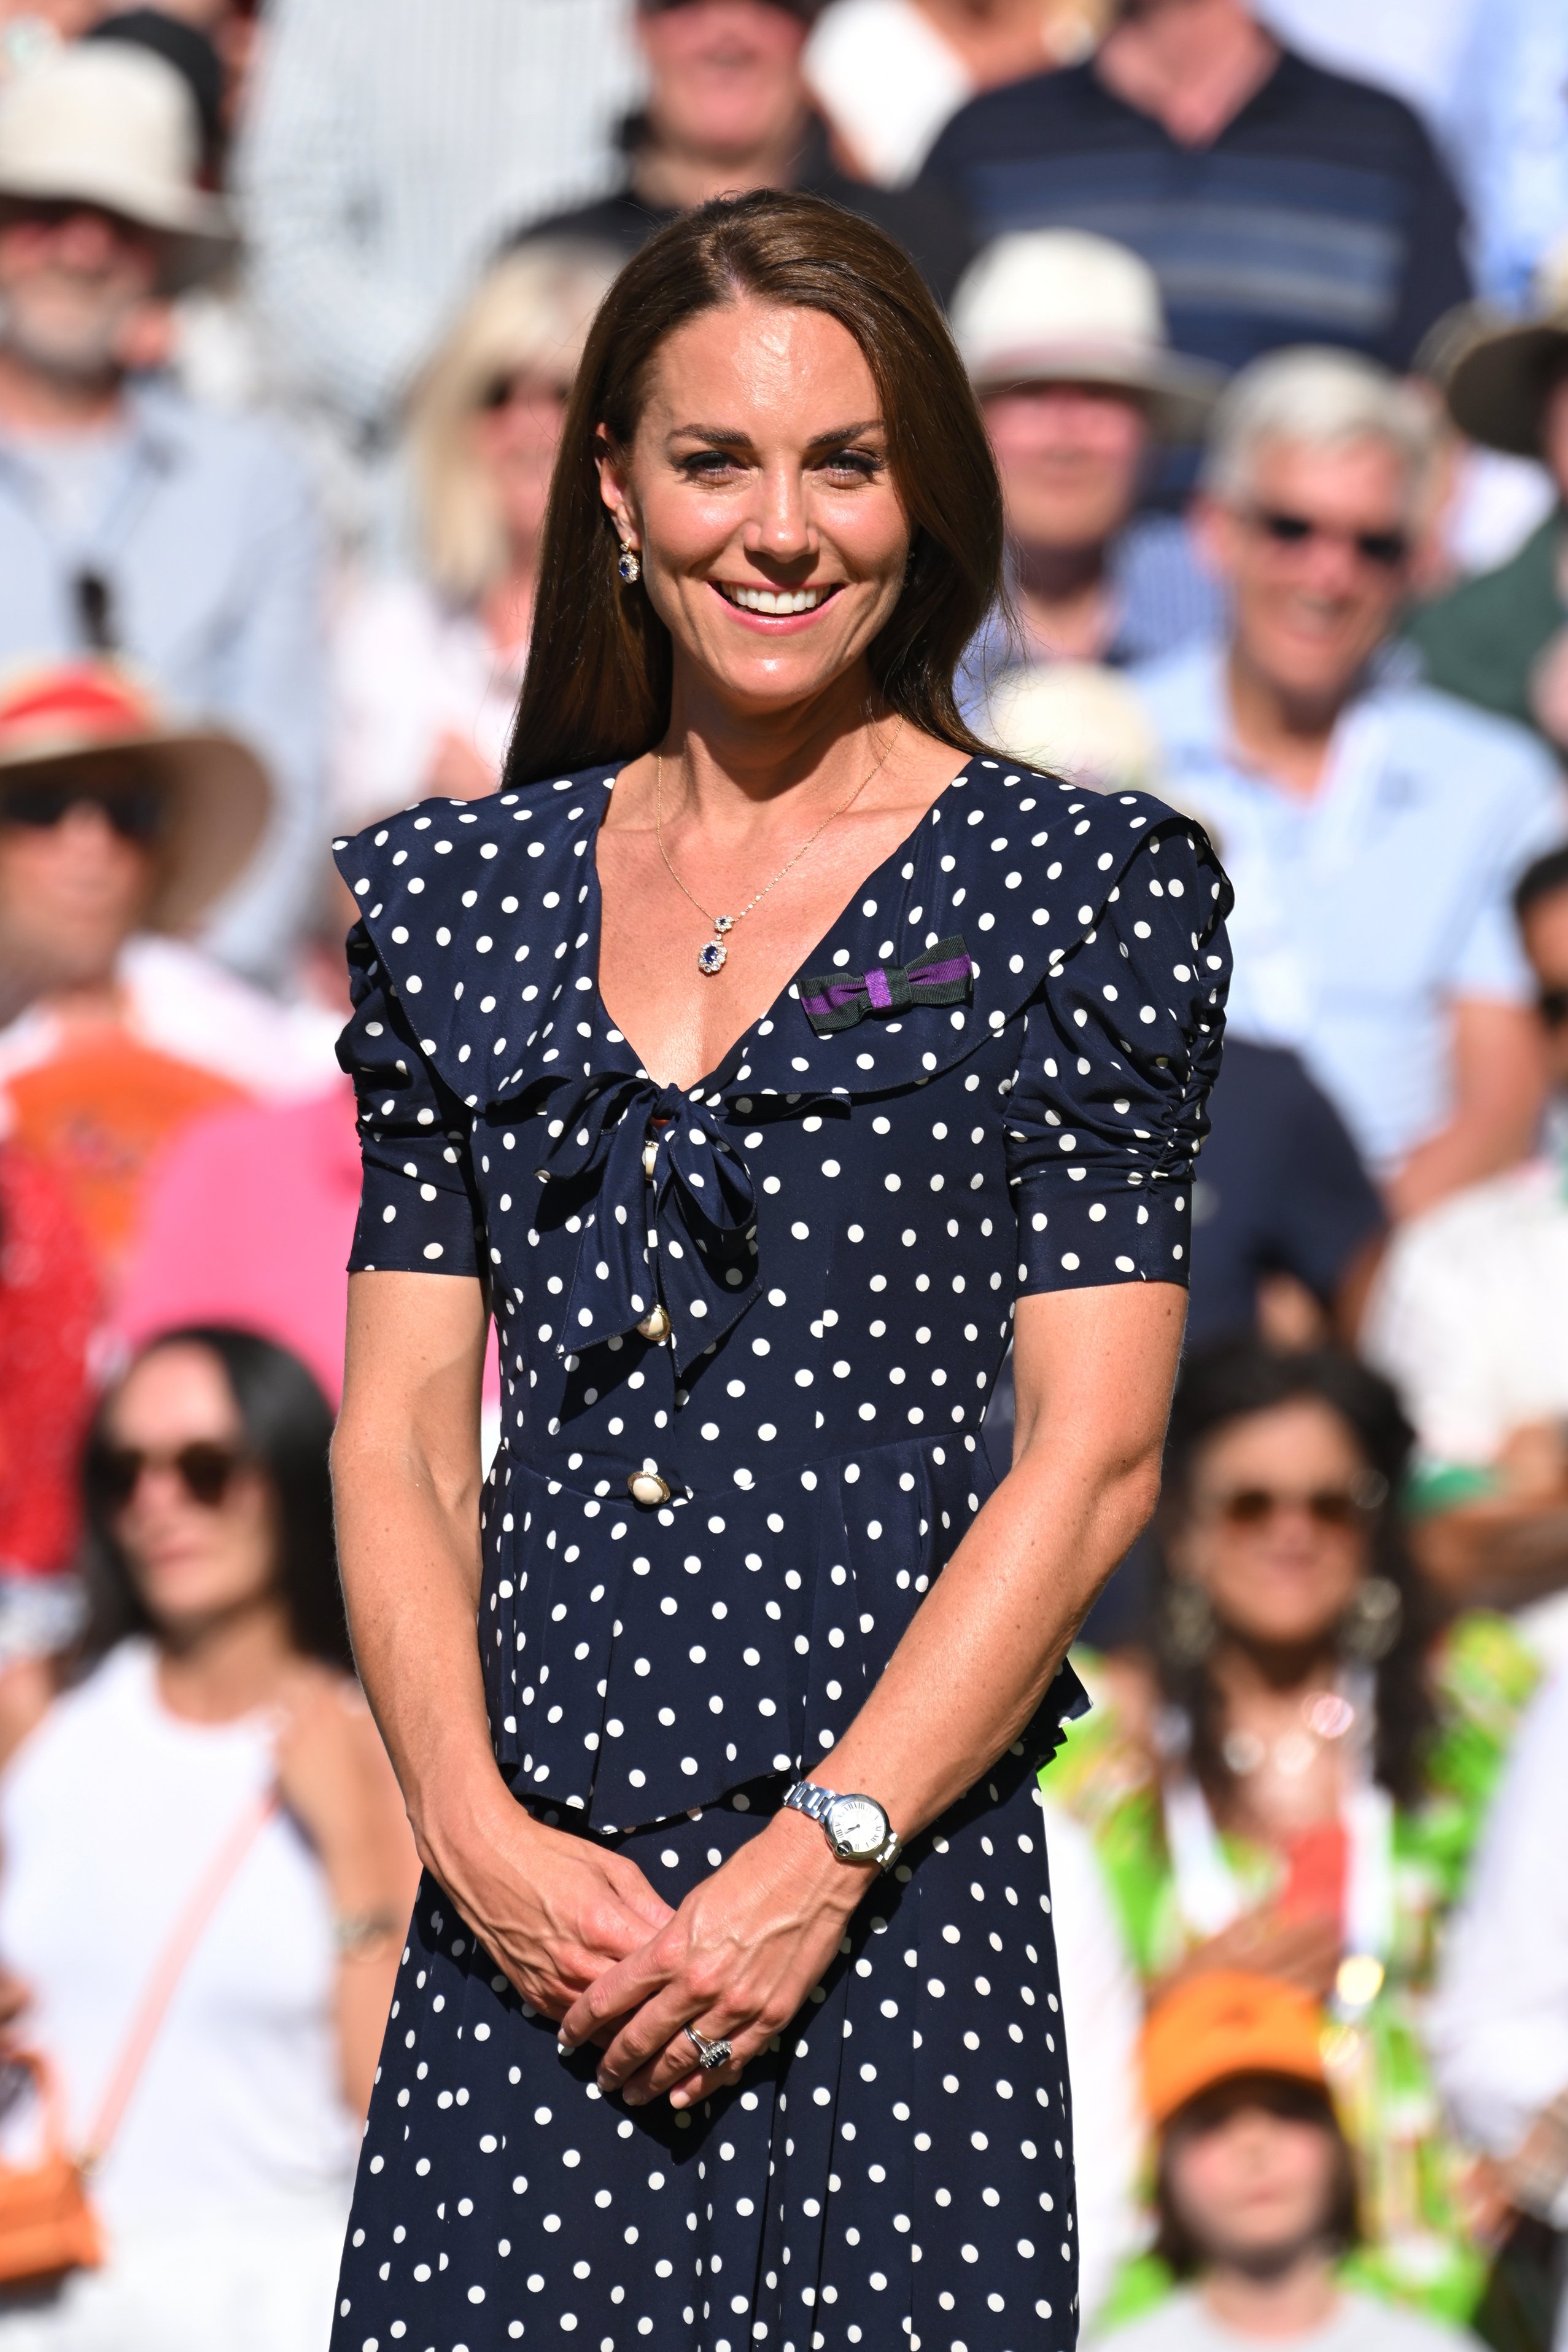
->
[[683, 2022, 732, 2073]]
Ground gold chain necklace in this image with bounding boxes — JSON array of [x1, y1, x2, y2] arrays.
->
[[655, 721, 903, 976]]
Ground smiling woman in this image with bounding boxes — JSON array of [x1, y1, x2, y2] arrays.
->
[[328, 189, 1232, 2352]]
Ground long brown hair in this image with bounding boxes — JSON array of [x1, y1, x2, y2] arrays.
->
[[504, 190, 1004, 787]]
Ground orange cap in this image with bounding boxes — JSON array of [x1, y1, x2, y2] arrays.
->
[[1141, 1971, 1327, 2129]]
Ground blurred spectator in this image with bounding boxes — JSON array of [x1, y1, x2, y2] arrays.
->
[[803, 0, 1109, 190], [1103, 1971, 1477, 2350], [1134, 348, 1565, 1220], [1187, 1040, 1384, 1355], [0, 663, 337, 1282], [1428, 1668, 1568, 2352], [919, 0, 1472, 385], [1409, 244, 1568, 755], [236, 0, 641, 505], [1364, 847, 1568, 1666], [0, 1326, 417, 2350], [1045, 1342, 1539, 2321], [332, 244, 618, 830], [0, 1142, 95, 1646], [514, 0, 972, 310], [950, 228, 1222, 730], [1446, 0, 1568, 313], [116, 1082, 357, 1404], [83, 10, 225, 175], [1249, 0, 1484, 153], [0, 37, 325, 979]]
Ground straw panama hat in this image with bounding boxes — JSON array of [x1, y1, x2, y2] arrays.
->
[[0, 41, 237, 292], [1141, 1971, 1329, 2130], [0, 661, 271, 936], [951, 228, 1223, 440], [1442, 236, 1568, 460]]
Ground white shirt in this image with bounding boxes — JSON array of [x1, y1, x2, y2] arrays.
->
[[1042, 1799, 1143, 2328], [803, 0, 976, 185], [0, 1641, 357, 2231], [1428, 1670, 1568, 2293], [0, 935, 341, 1107], [1364, 1153, 1568, 1468], [1133, 645, 1567, 1174], [332, 570, 522, 834], [1093, 2284, 1475, 2352]]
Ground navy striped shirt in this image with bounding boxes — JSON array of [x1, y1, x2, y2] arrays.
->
[[920, 49, 1470, 379]]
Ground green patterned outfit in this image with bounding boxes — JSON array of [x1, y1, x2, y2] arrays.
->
[[1042, 1614, 1540, 2330]]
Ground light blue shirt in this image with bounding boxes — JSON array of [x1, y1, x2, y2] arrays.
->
[[1447, 0, 1568, 306], [1133, 643, 1567, 1174], [0, 380, 325, 980]]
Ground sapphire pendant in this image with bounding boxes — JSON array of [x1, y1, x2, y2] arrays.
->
[[697, 938, 728, 976]]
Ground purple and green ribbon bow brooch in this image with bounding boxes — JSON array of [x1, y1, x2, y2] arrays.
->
[[798, 935, 973, 1036]]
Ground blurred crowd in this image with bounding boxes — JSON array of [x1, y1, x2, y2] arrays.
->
[[1, 0, 1568, 2346]]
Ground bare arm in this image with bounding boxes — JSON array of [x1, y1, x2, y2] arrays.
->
[[1387, 999, 1546, 1221], [332, 1272, 673, 2020], [560, 1281, 1187, 2106]]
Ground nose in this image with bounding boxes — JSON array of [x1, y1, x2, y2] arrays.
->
[[743, 461, 817, 569]]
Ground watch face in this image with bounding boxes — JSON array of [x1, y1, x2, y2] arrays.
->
[[825, 1794, 889, 1860]]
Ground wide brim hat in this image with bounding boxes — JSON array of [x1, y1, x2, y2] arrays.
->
[[1141, 1971, 1328, 2131], [1442, 237, 1568, 459], [952, 228, 1224, 443], [0, 661, 270, 935], [0, 42, 238, 293]]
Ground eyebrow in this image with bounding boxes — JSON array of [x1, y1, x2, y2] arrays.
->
[[665, 419, 886, 450]]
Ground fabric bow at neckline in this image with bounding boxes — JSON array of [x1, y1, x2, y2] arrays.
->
[[484, 1067, 820, 1376], [797, 934, 972, 1036]]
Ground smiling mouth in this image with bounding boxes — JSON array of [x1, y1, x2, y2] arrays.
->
[[713, 581, 841, 617]]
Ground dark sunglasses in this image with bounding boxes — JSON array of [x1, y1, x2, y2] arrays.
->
[[1209, 1484, 1381, 1532], [476, 371, 572, 413], [1249, 507, 1409, 570], [96, 1441, 252, 1511], [0, 779, 165, 844], [1539, 987, 1568, 1031]]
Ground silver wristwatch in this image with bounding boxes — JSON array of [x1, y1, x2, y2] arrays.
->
[[782, 1779, 901, 1869]]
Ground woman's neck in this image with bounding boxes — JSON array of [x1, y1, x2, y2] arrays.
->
[[155, 1596, 297, 1727], [661, 658, 902, 825]]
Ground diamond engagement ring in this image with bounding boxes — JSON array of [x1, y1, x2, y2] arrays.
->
[[683, 2022, 732, 2073]]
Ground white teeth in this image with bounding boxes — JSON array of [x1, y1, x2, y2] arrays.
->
[[726, 584, 828, 615]]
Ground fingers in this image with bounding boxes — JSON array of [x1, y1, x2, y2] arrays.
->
[[557, 1939, 677, 2054]]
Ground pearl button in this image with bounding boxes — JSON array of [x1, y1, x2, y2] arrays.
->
[[627, 1470, 672, 1508], [637, 1304, 671, 1342]]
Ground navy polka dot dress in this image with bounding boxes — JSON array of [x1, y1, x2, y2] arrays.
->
[[329, 758, 1230, 2352]]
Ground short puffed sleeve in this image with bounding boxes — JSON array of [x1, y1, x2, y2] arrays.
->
[[336, 920, 484, 1276], [1006, 818, 1230, 1294]]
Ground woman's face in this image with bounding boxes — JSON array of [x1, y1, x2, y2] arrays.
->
[[472, 372, 572, 561], [597, 297, 915, 720], [1169, 1400, 1375, 1653], [1166, 2089, 1341, 2270], [102, 1343, 279, 1643]]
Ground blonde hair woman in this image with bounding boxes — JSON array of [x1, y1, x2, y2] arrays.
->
[[332, 239, 620, 828]]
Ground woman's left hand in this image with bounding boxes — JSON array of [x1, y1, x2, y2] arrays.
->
[[557, 1809, 872, 2108]]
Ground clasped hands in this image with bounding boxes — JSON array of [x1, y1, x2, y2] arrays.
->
[[446, 1794, 872, 2111]]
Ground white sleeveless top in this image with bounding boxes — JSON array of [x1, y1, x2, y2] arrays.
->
[[0, 1641, 357, 2232]]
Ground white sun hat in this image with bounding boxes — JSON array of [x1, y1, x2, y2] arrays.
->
[[0, 41, 236, 291], [952, 228, 1223, 442]]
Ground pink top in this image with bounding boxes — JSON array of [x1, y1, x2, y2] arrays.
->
[[115, 1086, 362, 1404]]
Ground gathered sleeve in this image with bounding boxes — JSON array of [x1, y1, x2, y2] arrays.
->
[[1006, 819, 1230, 1295], [336, 919, 484, 1277]]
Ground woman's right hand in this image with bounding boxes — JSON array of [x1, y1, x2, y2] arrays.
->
[[431, 1791, 675, 2021]]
